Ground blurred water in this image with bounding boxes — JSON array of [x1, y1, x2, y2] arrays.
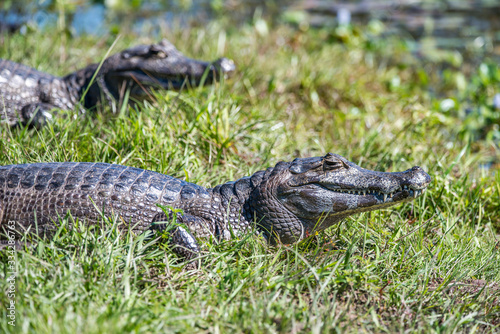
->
[[1, 0, 499, 62], [291, 0, 500, 60], [0, 0, 278, 35], [72, 5, 106, 36]]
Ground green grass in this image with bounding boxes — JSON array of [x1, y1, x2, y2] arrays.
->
[[1, 20, 500, 333]]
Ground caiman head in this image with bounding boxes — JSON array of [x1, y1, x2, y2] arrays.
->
[[250, 153, 431, 244], [99, 39, 236, 99]]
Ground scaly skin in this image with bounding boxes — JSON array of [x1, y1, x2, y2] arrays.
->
[[0, 154, 431, 261], [0, 39, 236, 127]]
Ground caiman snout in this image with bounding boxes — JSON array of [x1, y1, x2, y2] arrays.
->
[[392, 166, 432, 192], [212, 58, 236, 78]]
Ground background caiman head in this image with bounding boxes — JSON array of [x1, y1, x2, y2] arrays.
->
[[250, 153, 431, 244], [100, 39, 236, 100]]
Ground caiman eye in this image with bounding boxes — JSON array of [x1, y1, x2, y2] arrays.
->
[[323, 154, 348, 171], [154, 51, 168, 58], [323, 160, 343, 171], [149, 46, 168, 58]]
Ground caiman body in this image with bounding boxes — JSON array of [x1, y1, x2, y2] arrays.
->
[[0, 154, 431, 260], [0, 39, 235, 127]]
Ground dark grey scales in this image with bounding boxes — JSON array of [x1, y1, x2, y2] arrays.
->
[[0, 153, 431, 262], [0, 39, 236, 127]]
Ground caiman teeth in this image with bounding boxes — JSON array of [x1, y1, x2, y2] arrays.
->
[[330, 185, 427, 201]]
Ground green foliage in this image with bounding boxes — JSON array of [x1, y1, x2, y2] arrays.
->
[[1, 21, 499, 333]]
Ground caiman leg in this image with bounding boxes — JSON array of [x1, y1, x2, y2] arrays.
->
[[151, 212, 205, 264], [21, 103, 58, 128]]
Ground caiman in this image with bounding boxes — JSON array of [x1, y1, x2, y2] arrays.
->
[[0, 153, 431, 262], [0, 39, 236, 127]]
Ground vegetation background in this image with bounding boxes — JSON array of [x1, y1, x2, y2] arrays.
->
[[1, 0, 499, 332]]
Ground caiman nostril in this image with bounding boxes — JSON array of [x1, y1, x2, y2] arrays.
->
[[214, 58, 236, 76]]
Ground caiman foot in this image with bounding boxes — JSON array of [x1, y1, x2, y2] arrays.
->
[[151, 211, 203, 268], [21, 103, 57, 128]]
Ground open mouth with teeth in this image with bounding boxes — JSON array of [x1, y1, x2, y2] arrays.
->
[[329, 184, 428, 202]]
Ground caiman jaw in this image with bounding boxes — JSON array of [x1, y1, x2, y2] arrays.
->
[[323, 184, 428, 202], [249, 153, 432, 245], [110, 57, 236, 93], [102, 39, 236, 96], [111, 70, 192, 90], [277, 153, 431, 226]]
